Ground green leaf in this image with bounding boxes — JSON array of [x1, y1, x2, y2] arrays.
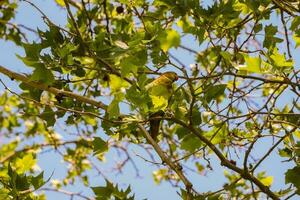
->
[[158, 29, 180, 52], [147, 82, 173, 112], [285, 166, 300, 190], [19, 82, 43, 101], [107, 99, 120, 118], [109, 75, 130, 93], [72, 67, 86, 77], [220, 51, 232, 64], [39, 106, 56, 127], [120, 56, 138, 77], [263, 25, 283, 49], [204, 84, 227, 104], [93, 137, 108, 155], [57, 43, 78, 58], [0, 92, 7, 105], [31, 171, 45, 190], [22, 42, 42, 60], [278, 147, 292, 158], [180, 133, 202, 152], [16, 54, 43, 68], [195, 162, 205, 174], [243, 55, 262, 73], [15, 153, 36, 174], [15, 173, 30, 191], [92, 185, 113, 198], [291, 16, 300, 31], [42, 25, 64, 45], [191, 107, 202, 126], [30, 66, 55, 85], [293, 33, 300, 48], [253, 23, 263, 33], [175, 127, 189, 140], [126, 85, 149, 112], [150, 95, 168, 111], [177, 16, 195, 34], [115, 40, 129, 49], [92, 180, 134, 200], [74, 56, 95, 65], [269, 48, 294, 68]]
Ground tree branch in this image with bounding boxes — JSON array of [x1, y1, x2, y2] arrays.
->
[[138, 124, 197, 199], [0, 65, 107, 110], [168, 117, 280, 200]]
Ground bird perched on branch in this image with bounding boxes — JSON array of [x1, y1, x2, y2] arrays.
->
[[145, 71, 179, 91], [145, 71, 178, 141]]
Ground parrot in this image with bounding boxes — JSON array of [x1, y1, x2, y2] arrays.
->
[[145, 71, 178, 141], [145, 71, 179, 91]]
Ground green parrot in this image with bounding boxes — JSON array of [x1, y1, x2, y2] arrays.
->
[[145, 71, 178, 141], [145, 71, 179, 91]]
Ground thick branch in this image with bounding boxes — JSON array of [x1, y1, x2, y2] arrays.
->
[[138, 124, 196, 199], [168, 117, 280, 200], [0, 65, 107, 110]]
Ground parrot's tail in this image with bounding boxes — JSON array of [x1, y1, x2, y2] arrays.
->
[[149, 110, 165, 141]]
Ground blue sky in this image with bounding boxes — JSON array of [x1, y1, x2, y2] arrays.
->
[[0, 1, 299, 199]]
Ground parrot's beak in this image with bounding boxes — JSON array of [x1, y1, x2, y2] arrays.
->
[[175, 75, 179, 81]]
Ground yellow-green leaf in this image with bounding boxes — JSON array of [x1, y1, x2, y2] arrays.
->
[[109, 74, 130, 93], [80, 57, 95, 65], [243, 55, 262, 73], [270, 48, 294, 68], [153, 168, 168, 184], [177, 16, 193, 33], [55, 0, 65, 7], [120, 56, 138, 77], [261, 176, 273, 187], [159, 29, 180, 52], [150, 95, 168, 111], [195, 162, 205, 174], [115, 40, 129, 49], [15, 153, 36, 174], [293, 34, 300, 48]]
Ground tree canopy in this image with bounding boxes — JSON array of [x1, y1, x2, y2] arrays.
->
[[0, 0, 300, 199]]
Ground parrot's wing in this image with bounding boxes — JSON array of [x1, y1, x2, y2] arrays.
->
[[145, 76, 172, 90]]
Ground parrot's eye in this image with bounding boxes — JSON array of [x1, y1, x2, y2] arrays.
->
[[174, 75, 178, 81]]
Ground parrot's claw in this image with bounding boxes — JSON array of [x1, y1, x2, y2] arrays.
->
[[165, 108, 174, 117]]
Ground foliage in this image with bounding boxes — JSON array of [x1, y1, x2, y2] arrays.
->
[[0, 0, 300, 199]]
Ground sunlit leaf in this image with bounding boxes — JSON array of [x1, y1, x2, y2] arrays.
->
[[55, 0, 65, 7], [293, 33, 300, 48], [115, 40, 129, 49], [109, 74, 130, 93], [269, 48, 294, 68], [243, 55, 262, 73], [261, 176, 273, 187], [15, 154, 36, 174], [150, 95, 168, 111], [158, 29, 180, 52]]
